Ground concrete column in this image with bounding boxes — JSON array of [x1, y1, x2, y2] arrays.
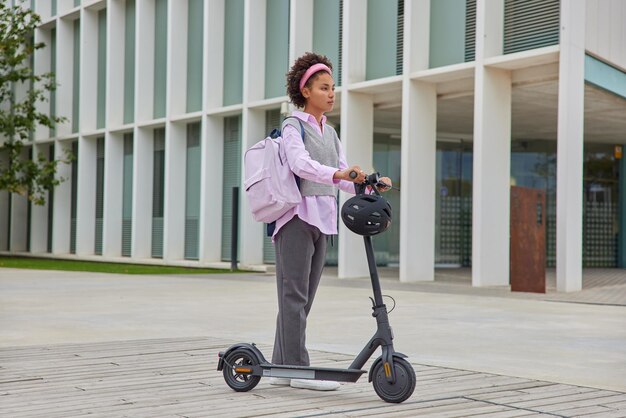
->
[[102, 132, 124, 257], [289, 0, 313, 62], [75, 136, 97, 255], [80, 8, 98, 132], [167, 0, 188, 117], [400, 80, 437, 282], [29, 144, 50, 253], [199, 116, 224, 262], [205, 0, 225, 109], [472, 66, 512, 286], [132, 127, 154, 259], [471, 0, 510, 287], [55, 17, 74, 137], [107, 0, 125, 128], [0, 190, 8, 251], [405, 0, 430, 72], [163, 122, 186, 261], [9, 150, 29, 252], [240, 109, 265, 266], [243, 0, 266, 103], [238, 0, 267, 265], [341, 0, 367, 85], [52, 141, 73, 254], [338, 91, 373, 279], [200, 116, 224, 262], [33, 28, 52, 141], [556, 0, 586, 292], [135, 0, 155, 122]]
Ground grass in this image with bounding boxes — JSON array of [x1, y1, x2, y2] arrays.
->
[[0, 256, 238, 275]]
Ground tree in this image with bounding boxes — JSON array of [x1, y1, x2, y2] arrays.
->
[[0, 1, 69, 206]]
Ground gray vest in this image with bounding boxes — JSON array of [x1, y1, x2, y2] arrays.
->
[[283, 118, 340, 197]]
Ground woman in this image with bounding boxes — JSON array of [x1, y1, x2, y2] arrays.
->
[[270, 52, 392, 391]]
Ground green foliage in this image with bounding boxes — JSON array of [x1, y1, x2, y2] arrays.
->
[[0, 1, 68, 205]]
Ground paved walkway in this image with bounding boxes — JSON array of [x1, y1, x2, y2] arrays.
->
[[2, 337, 626, 418], [1, 267, 626, 416]]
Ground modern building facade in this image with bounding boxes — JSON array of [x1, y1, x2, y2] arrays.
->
[[1, 0, 626, 292]]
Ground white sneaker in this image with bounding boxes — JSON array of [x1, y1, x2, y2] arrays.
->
[[268, 377, 291, 386], [290, 379, 340, 391]]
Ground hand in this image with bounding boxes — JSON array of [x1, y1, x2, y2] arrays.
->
[[335, 165, 366, 183], [376, 177, 392, 192]]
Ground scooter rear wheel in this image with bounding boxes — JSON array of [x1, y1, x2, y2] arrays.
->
[[371, 357, 416, 403], [222, 348, 261, 392]]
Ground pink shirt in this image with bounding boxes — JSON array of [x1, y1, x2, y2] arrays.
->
[[272, 111, 356, 240]]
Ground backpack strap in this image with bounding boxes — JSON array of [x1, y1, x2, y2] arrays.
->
[[267, 116, 305, 237]]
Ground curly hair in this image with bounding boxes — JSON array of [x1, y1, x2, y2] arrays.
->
[[286, 52, 334, 108]]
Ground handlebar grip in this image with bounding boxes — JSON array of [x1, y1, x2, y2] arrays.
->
[[349, 170, 358, 179]]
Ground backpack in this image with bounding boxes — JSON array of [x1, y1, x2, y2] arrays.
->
[[243, 117, 305, 225]]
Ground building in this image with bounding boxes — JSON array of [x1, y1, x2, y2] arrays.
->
[[1, 0, 626, 292]]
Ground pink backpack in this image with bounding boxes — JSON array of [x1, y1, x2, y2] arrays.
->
[[243, 118, 304, 224]]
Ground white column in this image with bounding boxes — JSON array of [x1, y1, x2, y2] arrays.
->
[[80, 8, 98, 132], [10, 148, 28, 252], [199, 116, 224, 262], [205, 0, 225, 109], [0, 190, 8, 251], [243, 0, 266, 103], [338, 91, 373, 279], [75, 136, 97, 255], [102, 132, 124, 257], [167, 0, 188, 117], [107, 0, 125, 128], [472, 0, 510, 287], [400, 80, 437, 282], [472, 66, 511, 286], [289, 0, 313, 62], [135, 0, 155, 123], [238, 0, 267, 266], [57, 0, 77, 15], [163, 122, 186, 261], [556, 0, 586, 292], [30, 144, 50, 253], [132, 127, 154, 259], [0, 149, 8, 251], [52, 141, 73, 254], [33, 28, 52, 141], [55, 17, 74, 137], [342, 0, 367, 85], [240, 109, 265, 266]]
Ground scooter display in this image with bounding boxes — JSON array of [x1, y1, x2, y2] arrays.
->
[[217, 173, 416, 403]]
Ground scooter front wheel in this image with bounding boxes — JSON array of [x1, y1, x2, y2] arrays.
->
[[371, 357, 416, 403], [222, 348, 261, 392]]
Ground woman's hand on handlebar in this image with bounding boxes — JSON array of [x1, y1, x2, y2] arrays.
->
[[376, 177, 393, 192], [334, 166, 366, 183]]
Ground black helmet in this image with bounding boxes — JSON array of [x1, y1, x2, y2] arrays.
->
[[341, 194, 392, 236]]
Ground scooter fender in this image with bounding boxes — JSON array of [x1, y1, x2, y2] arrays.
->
[[367, 352, 408, 382], [217, 343, 268, 371]]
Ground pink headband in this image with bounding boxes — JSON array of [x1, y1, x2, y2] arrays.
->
[[299, 63, 332, 91]]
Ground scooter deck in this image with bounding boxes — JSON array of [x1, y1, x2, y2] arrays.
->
[[260, 363, 366, 383]]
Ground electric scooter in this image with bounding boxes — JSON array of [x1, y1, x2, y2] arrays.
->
[[217, 173, 416, 403]]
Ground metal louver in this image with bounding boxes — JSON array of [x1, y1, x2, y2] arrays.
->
[[396, 0, 404, 75], [122, 134, 133, 257], [152, 129, 165, 258], [504, 0, 560, 55], [465, 0, 476, 61], [95, 137, 105, 255], [338, 0, 343, 85]]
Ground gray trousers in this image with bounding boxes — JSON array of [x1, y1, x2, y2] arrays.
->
[[272, 216, 327, 366]]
